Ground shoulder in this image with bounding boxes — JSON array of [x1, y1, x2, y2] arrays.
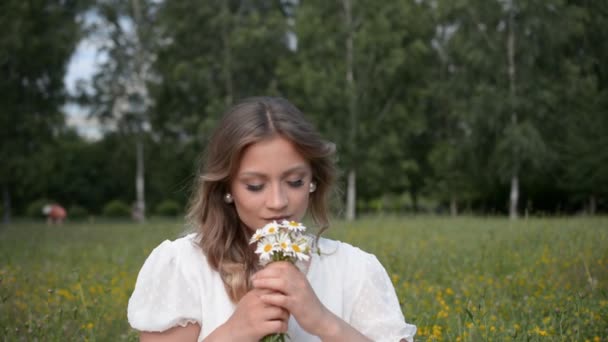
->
[[145, 233, 205, 268], [154, 232, 202, 254], [316, 237, 392, 284], [128, 233, 205, 333], [316, 237, 378, 266], [313, 237, 386, 286]]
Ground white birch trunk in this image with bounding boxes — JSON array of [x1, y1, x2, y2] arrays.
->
[[589, 195, 596, 215], [343, 0, 357, 221], [132, 0, 147, 223], [135, 139, 146, 222], [507, 2, 519, 220], [509, 175, 518, 220], [346, 169, 356, 221], [450, 195, 458, 217], [221, 1, 233, 106]]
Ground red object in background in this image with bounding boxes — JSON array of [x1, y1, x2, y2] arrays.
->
[[43, 204, 67, 224], [49, 205, 66, 220]]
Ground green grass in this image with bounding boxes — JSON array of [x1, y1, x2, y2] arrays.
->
[[1, 216, 606, 341]]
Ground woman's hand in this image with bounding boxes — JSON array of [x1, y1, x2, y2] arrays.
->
[[207, 288, 289, 342], [251, 261, 333, 337]]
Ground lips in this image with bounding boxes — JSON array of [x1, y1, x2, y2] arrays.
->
[[265, 216, 290, 222]]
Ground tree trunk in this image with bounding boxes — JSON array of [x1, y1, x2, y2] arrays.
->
[[135, 139, 146, 222], [589, 195, 596, 215], [221, 1, 233, 106], [2, 185, 10, 225], [410, 188, 419, 213], [343, 0, 357, 221], [450, 194, 458, 216], [346, 169, 356, 221], [507, 2, 519, 220], [509, 175, 519, 220], [131, 0, 147, 223]]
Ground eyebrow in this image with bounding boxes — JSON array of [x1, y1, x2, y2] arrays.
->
[[238, 165, 310, 178]]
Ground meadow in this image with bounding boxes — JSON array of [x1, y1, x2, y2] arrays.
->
[[1, 216, 606, 341]]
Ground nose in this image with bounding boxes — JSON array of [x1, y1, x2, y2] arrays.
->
[[266, 182, 288, 211]]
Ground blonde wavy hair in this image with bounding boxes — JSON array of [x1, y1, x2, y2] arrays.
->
[[186, 97, 336, 303]]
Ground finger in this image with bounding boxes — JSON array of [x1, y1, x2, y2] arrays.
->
[[252, 277, 288, 293], [263, 306, 290, 321], [253, 265, 291, 280], [263, 319, 289, 334], [250, 288, 275, 297], [260, 293, 290, 309]]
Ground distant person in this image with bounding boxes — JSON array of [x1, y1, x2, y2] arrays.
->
[[42, 204, 67, 225]]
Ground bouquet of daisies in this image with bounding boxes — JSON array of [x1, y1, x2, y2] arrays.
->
[[250, 220, 312, 342]]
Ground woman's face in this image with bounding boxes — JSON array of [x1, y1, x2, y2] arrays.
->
[[230, 135, 313, 232]]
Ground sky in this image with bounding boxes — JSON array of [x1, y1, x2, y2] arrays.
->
[[63, 38, 103, 140], [63, 5, 114, 141]]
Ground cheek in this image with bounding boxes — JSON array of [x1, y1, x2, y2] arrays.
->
[[292, 190, 311, 213], [233, 191, 260, 213]]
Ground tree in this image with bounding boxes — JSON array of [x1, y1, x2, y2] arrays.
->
[[0, 0, 84, 223], [150, 0, 289, 142], [436, 0, 582, 217], [85, 0, 159, 221], [556, 1, 608, 214], [278, 0, 437, 216]]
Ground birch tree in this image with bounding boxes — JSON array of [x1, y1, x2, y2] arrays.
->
[[86, 0, 158, 222]]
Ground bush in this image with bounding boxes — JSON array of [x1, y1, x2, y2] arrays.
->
[[155, 199, 181, 217], [102, 200, 131, 218], [26, 199, 50, 218], [68, 205, 89, 220]]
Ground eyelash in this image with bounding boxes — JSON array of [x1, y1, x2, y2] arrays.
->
[[288, 179, 304, 188], [245, 180, 304, 192], [246, 184, 264, 192]]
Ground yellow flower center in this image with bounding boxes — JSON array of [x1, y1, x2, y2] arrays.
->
[[280, 242, 288, 249], [289, 221, 298, 226], [292, 244, 301, 253], [268, 227, 276, 233], [264, 244, 273, 252]]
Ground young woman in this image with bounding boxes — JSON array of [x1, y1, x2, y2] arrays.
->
[[128, 97, 416, 341]]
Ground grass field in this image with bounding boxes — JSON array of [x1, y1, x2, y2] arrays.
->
[[1, 216, 607, 341]]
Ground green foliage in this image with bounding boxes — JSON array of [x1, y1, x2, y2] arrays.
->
[[0, 0, 84, 222], [25, 199, 50, 218], [154, 199, 181, 217], [102, 200, 131, 218], [67, 205, 89, 220], [150, 0, 289, 140], [2, 0, 607, 216]]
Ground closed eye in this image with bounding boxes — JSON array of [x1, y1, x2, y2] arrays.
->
[[246, 184, 264, 192], [287, 179, 304, 188]]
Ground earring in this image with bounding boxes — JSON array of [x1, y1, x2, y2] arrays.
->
[[224, 193, 233, 203], [309, 182, 317, 193]]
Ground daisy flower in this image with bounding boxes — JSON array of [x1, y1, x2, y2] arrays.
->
[[263, 221, 280, 236], [255, 237, 277, 264], [276, 232, 293, 256], [290, 237, 310, 261], [283, 220, 306, 232], [249, 229, 264, 244], [250, 221, 311, 342]]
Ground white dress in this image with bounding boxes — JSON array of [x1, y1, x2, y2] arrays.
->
[[128, 233, 417, 342]]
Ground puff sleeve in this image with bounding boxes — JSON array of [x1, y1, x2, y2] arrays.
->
[[127, 238, 202, 332], [349, 253, 417, 342]]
